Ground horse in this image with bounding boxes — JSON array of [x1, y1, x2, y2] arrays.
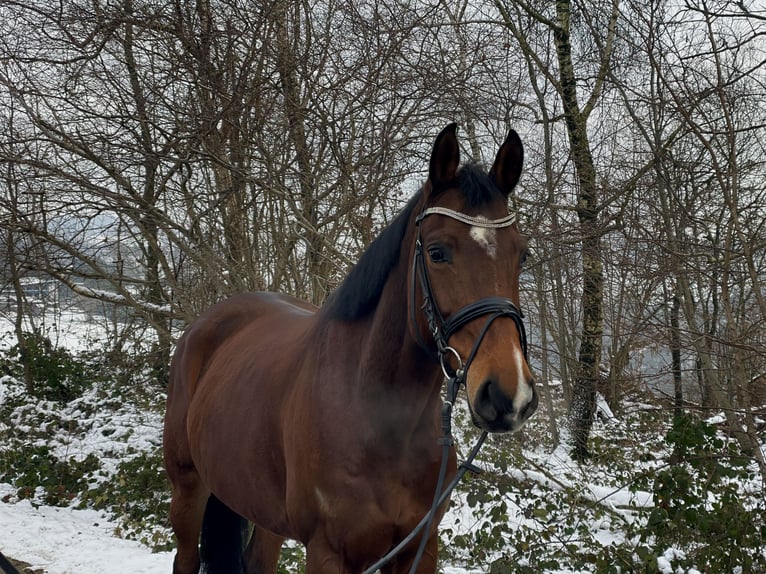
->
[[163, 123, 538, 574]]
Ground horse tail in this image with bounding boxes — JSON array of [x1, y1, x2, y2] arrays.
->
[[200, 494, 249, 574]]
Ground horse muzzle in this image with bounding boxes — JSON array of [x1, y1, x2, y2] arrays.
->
[[469, 375, 539, 433]]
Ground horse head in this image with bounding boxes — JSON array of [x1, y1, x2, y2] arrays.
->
[[410, 123, 538, 433]]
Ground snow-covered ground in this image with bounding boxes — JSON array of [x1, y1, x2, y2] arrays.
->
[[0, 308, 176, 573], [1, 307, 763, 573], [0, 491, 173, 573], [0, 496, 483, 574]]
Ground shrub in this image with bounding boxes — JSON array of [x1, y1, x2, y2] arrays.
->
[[0, 443, 100, 506], [80, 449, 173, 550], [6, 332, 103, 402], [440, 407, 766, 573], [631, 414, 766, 573]]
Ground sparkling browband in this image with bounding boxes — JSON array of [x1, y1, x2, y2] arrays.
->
[[416, 207, 516, 228]]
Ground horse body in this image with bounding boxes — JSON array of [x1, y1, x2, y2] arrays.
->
[[164, 124, 538, 573], [167, 289, 450, 572], [181, 294, 316, 534]]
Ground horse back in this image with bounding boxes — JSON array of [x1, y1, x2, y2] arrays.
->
[[170, 292, 316, 398]]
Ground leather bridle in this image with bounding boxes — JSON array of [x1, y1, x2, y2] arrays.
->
[[363, 206, 529, 574], [410, 205, 528, 380]]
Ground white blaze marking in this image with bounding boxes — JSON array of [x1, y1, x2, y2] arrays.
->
[[469, 218, 497, 258], [512, 345, 533, 415]]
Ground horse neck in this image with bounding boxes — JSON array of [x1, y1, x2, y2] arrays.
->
[[351, 248, 445, 437]]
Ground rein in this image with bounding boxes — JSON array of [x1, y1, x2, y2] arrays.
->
[[364, 207, 527, 574]]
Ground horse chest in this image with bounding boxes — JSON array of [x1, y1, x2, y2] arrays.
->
[[291, 434, 452, 539], [297, 466, 449, 563]]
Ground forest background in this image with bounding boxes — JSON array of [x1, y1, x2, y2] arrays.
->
[[0, 0, 765, 572]]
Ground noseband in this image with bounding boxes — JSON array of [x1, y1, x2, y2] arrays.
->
[[363, 206, 529, 574]]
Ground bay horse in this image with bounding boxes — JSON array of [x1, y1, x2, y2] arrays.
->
[[163, 123, 538, 574]]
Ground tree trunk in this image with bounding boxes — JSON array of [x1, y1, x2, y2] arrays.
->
[[6, 231, 34, 394], [4, 154, 34, 394], [670, 291, 683, 417], [553, 0, 604, 460], [537, 268, 560, 445]]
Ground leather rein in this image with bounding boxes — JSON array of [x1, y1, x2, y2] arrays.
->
[[363, 206, 528, 574]]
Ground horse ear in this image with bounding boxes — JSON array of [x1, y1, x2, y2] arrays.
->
[[427, 123, 460, 195], [490, 129, 524, 197]]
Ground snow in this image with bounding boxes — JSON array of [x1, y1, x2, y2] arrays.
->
[[1, 309, 763, 573], [0, 367, 173, 573], [0, 491, 173, 573], [0, 307, 111, 355], [0, 310, 176, 573]]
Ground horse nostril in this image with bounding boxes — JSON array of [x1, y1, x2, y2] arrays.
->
[[475, 379, 515, 422]]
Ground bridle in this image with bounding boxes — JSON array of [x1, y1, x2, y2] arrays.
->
[[363, 205, 529, 574], [411, 205, 528, 380]]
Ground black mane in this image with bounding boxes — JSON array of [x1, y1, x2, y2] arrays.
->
[[321, 163, 504, 321], [321, 191, 420, 321]]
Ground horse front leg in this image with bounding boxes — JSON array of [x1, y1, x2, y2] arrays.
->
[[244, 525, 285, 574], [304, 535, 439, 574], [382, 534, 439, 574], [304, 535, 355, 574]]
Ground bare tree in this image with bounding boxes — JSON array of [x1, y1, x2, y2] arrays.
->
[[493, 0, 619, 458], [1, 0, 514, 385], [612, 0, 766, 472]]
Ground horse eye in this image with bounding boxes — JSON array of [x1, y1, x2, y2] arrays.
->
[[428, 246, 449, 264]]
